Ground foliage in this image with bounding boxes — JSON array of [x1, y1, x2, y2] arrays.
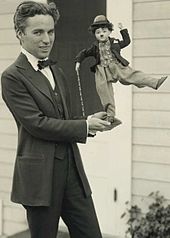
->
[[121, 191, 170, 238]]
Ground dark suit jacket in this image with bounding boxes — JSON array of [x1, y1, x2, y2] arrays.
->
[[1, 53, 91, 206], [75, 28, 131, 72]]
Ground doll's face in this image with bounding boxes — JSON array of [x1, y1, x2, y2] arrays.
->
[[95, 27, 111, 42]]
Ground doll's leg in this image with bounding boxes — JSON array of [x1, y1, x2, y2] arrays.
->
[[105, 83, 116, 123], [95, 69, 115, 122], [114, 63, 167, 89]]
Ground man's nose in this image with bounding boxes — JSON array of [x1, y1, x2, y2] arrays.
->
[[42, 33, 50, 43]]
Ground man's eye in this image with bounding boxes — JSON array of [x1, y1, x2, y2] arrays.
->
[[49, 30, 54, 35], [34, 31, 41, 36]]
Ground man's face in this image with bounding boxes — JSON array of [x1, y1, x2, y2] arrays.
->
[[95, 27, 111, 42], [18, 14, 55, 59]]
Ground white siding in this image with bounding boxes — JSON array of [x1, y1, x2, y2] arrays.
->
[[132, 0, 170, 208], [0, 0, 28, 236]]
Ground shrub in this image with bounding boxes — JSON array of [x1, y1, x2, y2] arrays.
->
[[121, 191, 170, 238]]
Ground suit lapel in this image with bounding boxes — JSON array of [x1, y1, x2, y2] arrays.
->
[[16, 53, 69, 119], [16, 53, 55, 105]]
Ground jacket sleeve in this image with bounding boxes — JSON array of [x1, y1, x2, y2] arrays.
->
[[75, 44, 96, 63], [1, 70, 87, 144], [118, 28, 131, 49]]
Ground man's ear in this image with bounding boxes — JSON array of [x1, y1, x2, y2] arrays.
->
[[16, 30, 23, 41]]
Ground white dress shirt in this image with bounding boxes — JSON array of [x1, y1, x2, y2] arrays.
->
[[21, 47, 55, 90]]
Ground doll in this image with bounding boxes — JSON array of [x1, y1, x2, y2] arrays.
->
[[75, 15, 167, 123]]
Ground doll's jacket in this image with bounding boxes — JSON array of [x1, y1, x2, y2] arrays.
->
[[75, 28, 131, 72]]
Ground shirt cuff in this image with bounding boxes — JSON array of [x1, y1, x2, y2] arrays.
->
[[86, 116, 96, 136]]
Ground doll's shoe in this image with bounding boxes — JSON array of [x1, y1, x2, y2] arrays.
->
[[106, 117, 122, 130], [112, 117, 122, 126], [156, 76, 168, 89], [107, 115, 122, 126]]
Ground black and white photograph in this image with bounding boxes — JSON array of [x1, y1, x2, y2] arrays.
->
[[0, 0, 170, 238]]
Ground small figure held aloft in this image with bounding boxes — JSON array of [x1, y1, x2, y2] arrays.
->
[[75, 15, 168, 123]]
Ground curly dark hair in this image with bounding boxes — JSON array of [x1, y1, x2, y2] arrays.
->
[[13, 1, 60, 33]]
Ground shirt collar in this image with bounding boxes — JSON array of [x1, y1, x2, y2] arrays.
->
[[21, 47, 48, 71]]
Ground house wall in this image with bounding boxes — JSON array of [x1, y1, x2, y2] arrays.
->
[[132, 0, 170, 209]]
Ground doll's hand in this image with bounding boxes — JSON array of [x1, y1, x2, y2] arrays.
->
[[75, 62, 81, 75], [118, 22, 124, 30]]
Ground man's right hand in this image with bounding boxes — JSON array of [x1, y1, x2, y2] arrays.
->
[[88, 117, 111, 132], [92, 111, 107, 120], [88, 112, 122, 134]]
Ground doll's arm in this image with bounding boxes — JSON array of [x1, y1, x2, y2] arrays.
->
[[75, 45, 96, 73], [117, 23, 131, 49], [75, 44, 96, 63]]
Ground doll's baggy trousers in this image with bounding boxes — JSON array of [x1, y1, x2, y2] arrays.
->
[[95, 61, 161, 117]]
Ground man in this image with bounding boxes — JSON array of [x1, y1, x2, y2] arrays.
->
[[1, 1, 117, 238]]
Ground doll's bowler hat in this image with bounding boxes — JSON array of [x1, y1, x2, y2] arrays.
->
[[89, 15, 113, 32]]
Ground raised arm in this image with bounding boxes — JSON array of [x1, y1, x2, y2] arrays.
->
[[118, 23, 131, 49]]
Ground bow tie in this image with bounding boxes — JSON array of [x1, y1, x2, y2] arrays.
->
[[37, 59, 56, 70]]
